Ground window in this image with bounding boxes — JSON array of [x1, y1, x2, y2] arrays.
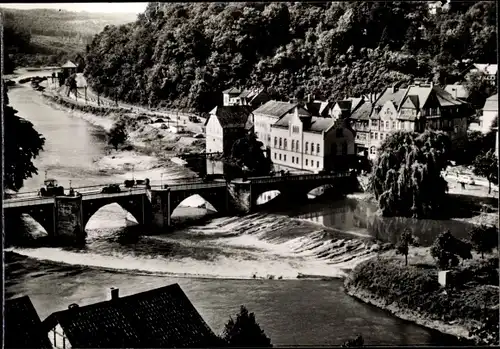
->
[[375, 133, 378, 140], [284, 139, 287, 150], [336, 128, 343, 137], [274, 152, 277, 159], [454, 126, 458, 133], [311, 143, 315, 153], [284, 154, 287, 161], [386, 121, 389, 129], [370, 146, 376, 154], [274, 137, 277, 147], [279, 137, 282, 148], [297, 141, 300, 151], [268, 135, 271, 142], [305, 142, 309, 152], [292, 126, 300, 133], [317, 143, 320, 154], [392, 121, 395, 129], [291, 140, 295, 151], [306, 159, 309, 166], [292, 156, 295, 163], [279, 154, 282, 160], [370, 132, 374, 139], [317, 161, 320, 168]]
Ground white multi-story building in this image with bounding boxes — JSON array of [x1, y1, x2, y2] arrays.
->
[[253, 101, 304, 152], [205, 106, 253, 156], [270, 108, 356, 173]]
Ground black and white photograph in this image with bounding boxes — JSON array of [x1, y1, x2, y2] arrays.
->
[[1, 1, 499, 347]]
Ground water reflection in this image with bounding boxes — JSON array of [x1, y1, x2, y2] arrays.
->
[[290, 197, 476, 246]]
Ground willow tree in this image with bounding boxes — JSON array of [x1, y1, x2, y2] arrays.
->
[[368, 130, 451, 219]]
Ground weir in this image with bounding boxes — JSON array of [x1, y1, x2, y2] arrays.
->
[[4, 173, 359, 246]]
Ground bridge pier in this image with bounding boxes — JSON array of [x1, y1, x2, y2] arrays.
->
[[54, 195, 86, 245]]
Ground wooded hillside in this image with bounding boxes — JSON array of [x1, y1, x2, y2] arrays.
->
[[83, 1, 497, 112], [1, 8, 137, 69]]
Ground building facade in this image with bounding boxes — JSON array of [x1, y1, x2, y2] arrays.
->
[[270, 108, 355, 173], [353, 83, 468, 160], [205, 106, 253, 156], [253, 101, 303, 152]]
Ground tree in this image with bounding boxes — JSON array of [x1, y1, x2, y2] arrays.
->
[[473, 149, 498, 194], [3, 81, 46, 192], [469, 225, 498, 259], [231, 132, 272, 176], [368, 130, 451, 219], [395, 229, 419, 266], [221, 305, 272, 347], [107, 122, 128, 150], [430, 231, 473, 269], [342, 335, 364, 347]]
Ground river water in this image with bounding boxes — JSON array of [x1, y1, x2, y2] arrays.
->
[[5, 74, 472, 346]]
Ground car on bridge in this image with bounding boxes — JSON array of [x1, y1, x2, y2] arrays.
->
[[101, 184, 121, 194], [40, 179, 65, 197]]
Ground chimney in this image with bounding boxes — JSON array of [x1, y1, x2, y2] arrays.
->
[[110, 287, 119, 300]]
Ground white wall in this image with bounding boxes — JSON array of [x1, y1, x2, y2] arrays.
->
[[205, 116, 223, 153]]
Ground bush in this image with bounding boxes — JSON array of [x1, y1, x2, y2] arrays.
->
[[221, 305, 272, 347]]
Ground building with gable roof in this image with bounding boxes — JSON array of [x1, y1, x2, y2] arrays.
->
[[42, 284, 222, 349], [463, 63, 498, 85], [222, 87, 270, 108], [364, 81, 467, 159], [331, 97, 365, 121], [270, 107, 355, 172], [5, 295, 52, 349], [205, 105, 254, 155], [253, 100, 303, 152]]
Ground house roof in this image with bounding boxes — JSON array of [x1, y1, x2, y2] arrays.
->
[[336, 100, 352, 111], [347, 97, 364, 112], [350, 102, 374, 121], [5, 296, 52, 349], [253, 100, 298, 118], [273, 113, 333, 133], [305, 100, 332, 117], [444, 84, 470, 99], [61, 60, 77, 69], [483, 93, 498, 111], [375, 87, 407, 108], [207, 105, 253, 128], [401, 95, 419, 110], [222, 87, 241, 94], [433, 86, 463, 107], [42, 284, 220, 348]]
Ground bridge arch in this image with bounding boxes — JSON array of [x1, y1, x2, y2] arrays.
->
[[255, 190, 281, 206], [306, 184, 335, 200], [84, 202, 141, 231], [168, 188, 227, 216], [82, 197, 145, 231], [170, 194, 221, 217]]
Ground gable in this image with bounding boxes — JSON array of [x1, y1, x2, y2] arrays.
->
[[380, 101, 398, 119], [205, 115, 222, 130]]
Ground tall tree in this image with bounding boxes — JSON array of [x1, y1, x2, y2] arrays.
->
[[430, 231, 473, 269], [231, 132, 272, 176], [3, 81, 46, 192], [368, 130, 451, 219], [107, 122, 128, 151], [221, 305, 272, 347]]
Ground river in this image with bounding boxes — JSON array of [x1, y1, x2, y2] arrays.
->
[[5, 73, 473, 346]]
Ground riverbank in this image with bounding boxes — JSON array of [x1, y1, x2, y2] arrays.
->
[[39, 90, 205, 173], [344, 247, 499, 345]]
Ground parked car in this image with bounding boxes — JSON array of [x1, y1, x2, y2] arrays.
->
[[189, 116, 201, 123], [101, 184, 121, 194]]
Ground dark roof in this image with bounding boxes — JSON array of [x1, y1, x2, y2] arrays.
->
[[42, 284, 221, 348], [253, 100, 297, 118], [350, 102, 374, 121], [273, 113, 333, 133], [5, 296, 52, 349], [207, 105, 252, 128], [375, 87, 408, 108]]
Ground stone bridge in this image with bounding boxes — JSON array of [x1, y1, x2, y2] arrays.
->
[[4, 173, 358, 246]]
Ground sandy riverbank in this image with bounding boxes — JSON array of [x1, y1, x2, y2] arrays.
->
[[39, 90, 205, 174]]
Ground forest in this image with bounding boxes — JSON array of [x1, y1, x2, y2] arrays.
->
[[83, 1, 497, 112], [1, 8, 136, 69]]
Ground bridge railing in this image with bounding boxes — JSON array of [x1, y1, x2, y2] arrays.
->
[[153, 182, 227, 191], [81, 188, 148, 201], [248, 172, 351, 184], [3, 197, 55, 208]]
